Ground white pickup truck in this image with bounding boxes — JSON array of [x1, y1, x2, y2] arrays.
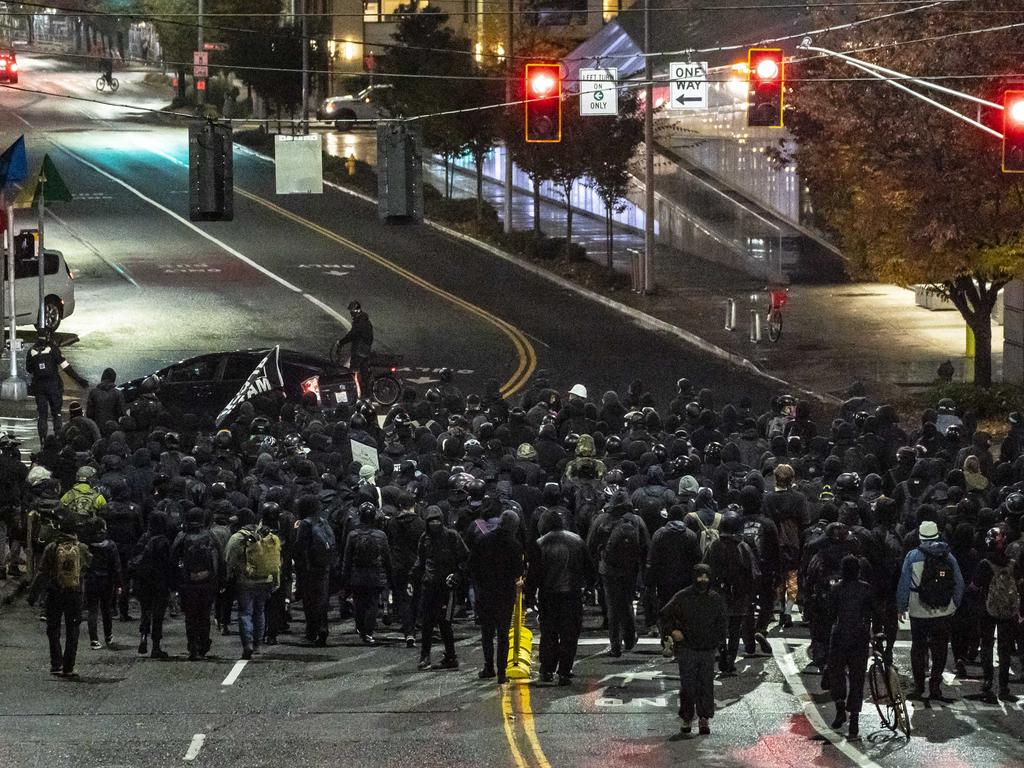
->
[[316, 84, 391, 131]]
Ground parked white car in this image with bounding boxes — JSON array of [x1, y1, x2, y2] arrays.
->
[[5, 245, 75, 331]]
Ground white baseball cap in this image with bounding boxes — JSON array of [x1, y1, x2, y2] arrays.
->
[[569, 384, 587, 399]]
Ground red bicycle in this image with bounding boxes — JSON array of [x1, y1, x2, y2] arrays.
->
[[766, 287, 788, 343]]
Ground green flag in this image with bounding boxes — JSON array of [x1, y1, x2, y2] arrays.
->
[[34, 154, 72, 206]]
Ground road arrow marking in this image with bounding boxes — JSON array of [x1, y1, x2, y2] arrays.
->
[[406, 376, 440, 385], [326, 270, 349, 276]]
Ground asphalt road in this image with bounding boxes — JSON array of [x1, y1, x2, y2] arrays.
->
[[5, 54, 1024, 768]]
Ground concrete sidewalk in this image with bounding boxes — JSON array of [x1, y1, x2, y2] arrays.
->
[[424, 163, 993, 401]]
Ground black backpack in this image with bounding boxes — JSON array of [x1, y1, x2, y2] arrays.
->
[[741, 518, 766, 568], [180, 532, 218, 584], [916, 549, 956, 609], [603, 516, 641, 569], [351, 530, 380, 569], [715, 537, 754, 600]]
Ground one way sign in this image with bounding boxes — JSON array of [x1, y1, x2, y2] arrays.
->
[[668, 61, 708, 111]]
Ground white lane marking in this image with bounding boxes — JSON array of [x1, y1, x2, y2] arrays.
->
[[183, 733, 206, 761], [46, 208, 140, 287], [771, 638, 889, 768], [12, 111, 33, 128], [221, 659, 248, 686], [576, 637, 661, 646], [54, 143, 351, 331]]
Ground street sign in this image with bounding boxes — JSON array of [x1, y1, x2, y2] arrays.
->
[[668, 61, 708, 111], [579, 67, 618, 116], [193, 51, 208, 79], [202, 41, 227, 52]]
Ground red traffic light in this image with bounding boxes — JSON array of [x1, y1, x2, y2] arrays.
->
[[747, 48, 784, 128], [525, 62, 561, 143], [1003, 90, 1024, 173]]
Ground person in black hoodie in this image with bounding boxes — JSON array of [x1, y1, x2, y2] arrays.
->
[[738, 485, 779, 655], [971, 525, 1021, 700], [468, 510, 524, 683], [171, 507, 222, 660], [82, 516, 122, 650], [659, 563, 728, 736], [825, 554, 873, 739], [387, 496, 426, 648], [949, 521, 981, 679], [85, 368, 126, 436], [646, 504, 701, 617], [100, 479, 143, 621], [132, 510, 174, 659], [705, 513, 757, 675], [411, 505, 469, 670], [341, 502, 393, 645]]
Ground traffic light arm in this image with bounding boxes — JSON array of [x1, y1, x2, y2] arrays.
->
[[798, 40, 1003, 140]]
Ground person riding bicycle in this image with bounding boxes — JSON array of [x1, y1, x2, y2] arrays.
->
[[100, 52, 114, 87], [335, 300, 374, 393]]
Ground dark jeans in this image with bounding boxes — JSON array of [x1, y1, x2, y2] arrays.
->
[[950, 600, 980, 665], [139, 588, 169, 643], [301, 571, 330, 641], [477, 588, 516, 672], [180, 584, 216, 656], [33, 381, 62, 443], [827, 643, 869, 713], [809, 611, 832, 669], [392, 568, 416, 637], [237, 584, 272, 651], [677, 647, 717, 721], [979, 616, 1017, 690], [872, 598, 898, 665], [720, 613, 743, 671], [420, 581, 456, 660], [351, 586, 382, 637], [743, 574, 777, 646], [910, 615, 952, 693], [85, 578, 115, 642], [266, 579, 288, 639], [46, 589, 82, 673], [216, 582, 235, 629], [603, 575, 636, 652], [538, 590, 583, 677]]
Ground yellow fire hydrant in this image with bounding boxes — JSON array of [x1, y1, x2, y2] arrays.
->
[[347, 154, 356, 176]]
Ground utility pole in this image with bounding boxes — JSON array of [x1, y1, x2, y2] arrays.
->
[[196, 0, 204, 108], [301, 0, 310, 134], [642, 0, 654, 294], [502, 0, 513, 234]]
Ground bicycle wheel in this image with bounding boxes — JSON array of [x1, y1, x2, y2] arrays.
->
[[372, 374, 402, 407], [868, 658, 896, 731], [95, 76, 106, 91], [767, 310, 783, 342], [109, 78, 119, 92], [888, 665, 912, 738]]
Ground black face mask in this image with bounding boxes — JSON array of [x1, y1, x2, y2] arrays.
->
[[695, 578, 710, 592], [427, 521, 443, 536]]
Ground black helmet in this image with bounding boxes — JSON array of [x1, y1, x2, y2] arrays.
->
[[425, 387, 442, 404], [250, 416, 271, 436], [835, 472, 861, 493], [358, 501, 378, 519], [985, 525, 1007, 552], [348, 300, 362, 312], [653, 443, 667, 463], [896, 446, 916, 465], [603, 468, 625, 487], [704, 442, 722, 465], [1005, 492, 1024, 515], [564, 432, 580, 451], [259, 501, 281, 521], [946, 423, 965, 441], [853, 411, 870, 430], [684, 402, 701, 420], [466, 478, 487, 500], [163, 432, 180, 449], [604, 434, 623, 456], [214, 430, 233, 449], [439, 368, 453, 383], [937, 397, 956, 413], [623, 411, 643, 428], [786, 435, 803, 455], [350, 413, 367, 431], [676, 377, 692, 395]]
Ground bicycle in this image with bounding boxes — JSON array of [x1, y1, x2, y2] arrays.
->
[[765, 286, 788, 343], [95, 75, 119, 93], [867, 633, 911, 738], [329, 345, 403, 407]]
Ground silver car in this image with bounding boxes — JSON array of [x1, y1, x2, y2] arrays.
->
[[316, 84, 391, 131]]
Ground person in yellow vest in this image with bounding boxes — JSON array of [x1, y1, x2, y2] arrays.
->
[[225, 509, 281, 660]]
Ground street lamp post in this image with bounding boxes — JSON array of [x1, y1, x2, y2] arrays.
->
[[197, 0, 204, 108], [503, 0, 513, 234], [641, 0, 654, 294]]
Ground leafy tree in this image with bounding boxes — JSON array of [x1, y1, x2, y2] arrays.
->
[[581, 91, 642, 268], [140, 0, 194, 99], [786, 0, 1024, 386]]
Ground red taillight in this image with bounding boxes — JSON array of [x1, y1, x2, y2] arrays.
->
[[10, 63, 17, 72], [390, 366, 397, 373], [301, 375, 320, 399]]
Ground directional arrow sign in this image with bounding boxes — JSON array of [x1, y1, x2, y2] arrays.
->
[[580, 67, 618, 116], [668, 61, 708, 111]]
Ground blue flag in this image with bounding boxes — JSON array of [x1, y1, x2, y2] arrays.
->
[[0, 136, 28, 190]]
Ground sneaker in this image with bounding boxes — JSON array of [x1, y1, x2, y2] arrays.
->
[[680, 720, 692, 735], [541, 671, 555, 683], [607, 646, 622, 658], [755, 632, 771, 654], [780, 614, 793, 629], [417, 658, 432, 671], [137, 638, 148, 655], [406, 636, 416, 649], [360, 634, 376, 646], [558, 675, 571, 687], [479, 667, 496, 679], [62, 670, 79, 679], [151, 648, 169, 660], [313, 636, 328, 648], [998, 688, 1016, 702], [188, 652, 199, 662], [90, 640, 102, 650], [497, 671, 508, 684], [241, 647, 253, 661], [955, 659, 968, 679], [432, 656, 459, 670], [698, 718, 710, 736], [50, 667, 62, 676], [104, 635, 114, 647], [847, 715, 860, 740], [831, 703, 847, 729]]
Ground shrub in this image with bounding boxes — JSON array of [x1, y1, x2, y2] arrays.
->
[[914, 382, 1024, 420]]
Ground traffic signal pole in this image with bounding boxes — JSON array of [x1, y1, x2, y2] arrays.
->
[[503, 0, 513, 235], [301, 0, 309, 134], [641, 0, 654, 294], [197, 0, 204, 108]]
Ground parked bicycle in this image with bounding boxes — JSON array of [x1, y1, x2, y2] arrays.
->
[[765, 286, 788, 342], [867, 633, 911, 738], [329, 347, 404, 407]]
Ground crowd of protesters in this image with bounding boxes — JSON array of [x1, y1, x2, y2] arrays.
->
[[4, 362, 1024, 740]]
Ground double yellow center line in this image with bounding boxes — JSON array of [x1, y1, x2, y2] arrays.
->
[[235, 187, 536, 399], [502, 683, 553, 768]]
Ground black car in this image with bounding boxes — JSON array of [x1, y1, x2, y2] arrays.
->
[[120, 348, 358, 423]]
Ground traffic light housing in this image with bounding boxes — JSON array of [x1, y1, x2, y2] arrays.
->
[[189, 120, 233, 221], [525, 63, 561, 143], [747, 48, 784, 128], [1003, 90, 1024, 173]]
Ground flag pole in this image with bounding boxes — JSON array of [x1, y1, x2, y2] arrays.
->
[[37, 172, 45, 331], [1, 195, 26, 400]]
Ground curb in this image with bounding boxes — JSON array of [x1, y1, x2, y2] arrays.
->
[[235, 142, 841, 406]]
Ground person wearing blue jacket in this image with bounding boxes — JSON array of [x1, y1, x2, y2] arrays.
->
[[897, 520, 965, 701]]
